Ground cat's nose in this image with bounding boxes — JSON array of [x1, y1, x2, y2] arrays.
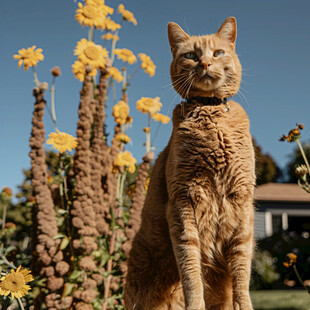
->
[[201, 62, 211, 70]]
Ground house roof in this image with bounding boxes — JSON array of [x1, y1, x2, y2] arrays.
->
[[254, 183, 310, 202]]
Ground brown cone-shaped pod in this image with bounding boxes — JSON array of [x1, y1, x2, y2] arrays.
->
[[75, 302, 93, 310], [47, 277, 64, 291], [91, 273, 103, 285], [79, 256, 97, 272], [54, 296, 73, 309], [122, 152, 154, 256], [55, 261, 70, 276], [90, 66, 112, 230], [82, 279, 97, 290], [29, 88, 67, 307], [81, 289, 98, 303]]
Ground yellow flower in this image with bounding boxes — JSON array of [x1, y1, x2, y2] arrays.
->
[[151, 113, 170, 124], [13, 46, 44, 71], [114, 48, 137, 65], [115, 133, 130, 144], [0, 266, 34, 299], [102, 33, 119, 41], [102, 17, 121, 31], [72, 60, 97, 81], [136, 97, 162, 114], [47, 130, 78, 153], [114, 151, 137, 173], [138, 53, 156, 77], [112, 101, 130, 124], [108, 67, 123, 83], [86, 0, 114, 15], [75, 2, 105, 28], [74, 38, 108, 69], [118, 4, 137, 26], [283, 253, 297, 268]]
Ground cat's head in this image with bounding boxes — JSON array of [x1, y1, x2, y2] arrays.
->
[[168, 17, 241, 99]]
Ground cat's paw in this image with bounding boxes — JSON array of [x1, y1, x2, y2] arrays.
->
[[234, 301, 253, 310]]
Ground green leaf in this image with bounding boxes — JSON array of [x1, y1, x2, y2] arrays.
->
[[57, 209, 68, 215], [53, 234, 66, 240], [63, 282, 75, 297], [69, 269, 82, 281], [60, 237, 70, 250], [4, 246, 17, 255]]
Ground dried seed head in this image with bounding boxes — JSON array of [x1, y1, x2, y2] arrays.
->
[[51, 66, 61, 77]]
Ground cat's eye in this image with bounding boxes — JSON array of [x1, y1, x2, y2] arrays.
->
[[184, 52, 197, 60], [213, 50, 225, 57]]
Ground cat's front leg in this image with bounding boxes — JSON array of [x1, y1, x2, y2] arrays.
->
[[167, 200, 205, 310], [229, 205, 254, 310]]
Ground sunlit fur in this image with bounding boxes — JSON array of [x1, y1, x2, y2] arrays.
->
[[125, 17, 255, 310]]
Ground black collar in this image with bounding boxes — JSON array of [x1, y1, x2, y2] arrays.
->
[[187, 96, 227, 106]]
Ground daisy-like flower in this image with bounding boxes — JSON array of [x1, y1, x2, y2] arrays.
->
[[102, 17, 121, 32], [0, 266, 34, 299], [138, 53, 156, 77], [112, 100, 130, 124], [102, 33, 119, 41], [72, 60, 97, 81], [113, 151, 137, 174], [151, 113, 170, 124], [115, 133, 130, 144], [13, 46, 44, 71], [86, 0, 114, 15], [114, 48, 137, 65], [74, 38, 109, 69], [108, 67, 123, 83], [75, 2, 105, 28], [136, 97, 162, 115], [118, 4, 137, 26], [47, 130, 78, 153]]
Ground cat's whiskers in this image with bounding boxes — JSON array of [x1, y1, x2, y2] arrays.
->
[[178, 74, 194, 99]]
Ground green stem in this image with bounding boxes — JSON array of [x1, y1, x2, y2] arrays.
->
[[146, 115, 151, 153], [122, 68, 127, 94], [297, 139, 310, 176], [88, 26, 94, 41], [32, 67, 40, 87], [17, 297, 25, 310], [0, 253, 16, 269], [50, 76, 58, 131], [116, 173, 121, 202], [2, 204, 7, 235], [110, 31, 119, 66], [128, 66, 141, 81], [293, 264, 310, 294], [119, 172, 126, 208]]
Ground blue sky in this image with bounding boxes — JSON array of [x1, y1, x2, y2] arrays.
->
[[1, 0, 310, 193]]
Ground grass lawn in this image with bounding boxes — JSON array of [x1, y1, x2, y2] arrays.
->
[[251, 290, 310, 310]]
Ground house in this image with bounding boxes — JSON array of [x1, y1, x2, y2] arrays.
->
[[254, 183, 310, 239]]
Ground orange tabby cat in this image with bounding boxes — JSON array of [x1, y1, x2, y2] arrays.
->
[[124, 17, 255, 310]]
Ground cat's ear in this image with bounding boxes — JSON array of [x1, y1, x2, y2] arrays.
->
[[168, 22, 189, 54], [216, 17, 237, 45]]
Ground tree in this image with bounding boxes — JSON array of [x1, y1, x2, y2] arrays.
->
[[253, 138, 281, 185]]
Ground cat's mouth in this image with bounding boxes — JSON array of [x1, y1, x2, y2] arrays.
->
[[203, 72, 214, 79]]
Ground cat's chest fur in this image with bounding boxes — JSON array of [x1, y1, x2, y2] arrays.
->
[[166, 100, 255, 240]]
